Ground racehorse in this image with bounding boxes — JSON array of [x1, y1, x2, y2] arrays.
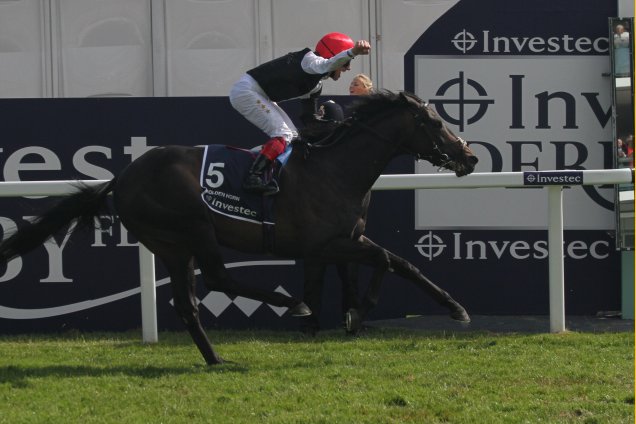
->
[[0, 91, 477, 365]]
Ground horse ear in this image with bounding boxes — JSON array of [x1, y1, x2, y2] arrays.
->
[[400, 91, 418, 104], [399, 91, 418, 107]]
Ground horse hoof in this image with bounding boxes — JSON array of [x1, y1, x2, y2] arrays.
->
[[450, 305, 471, 323], [290, 302, 312, 317], [345, 308, 362, 334], [206, 356, 227, 365]]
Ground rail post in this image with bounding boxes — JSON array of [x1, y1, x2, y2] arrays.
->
[[547, 186, 566, 333], [139, 245, 158, 343]]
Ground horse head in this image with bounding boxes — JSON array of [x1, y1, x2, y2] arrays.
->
[[398, 91, 478, 177]]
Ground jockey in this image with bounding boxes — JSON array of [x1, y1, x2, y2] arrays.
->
[[230, 32, 371, 195]]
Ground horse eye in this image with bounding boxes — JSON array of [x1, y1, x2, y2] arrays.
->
[[432, 120, 443, 129]]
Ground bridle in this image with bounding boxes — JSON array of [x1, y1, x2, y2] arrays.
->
[[348, 101, 466, 169], [410, 103, 468, 168]]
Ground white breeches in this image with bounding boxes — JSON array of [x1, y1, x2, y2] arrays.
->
[[229, 74, 298, 144]]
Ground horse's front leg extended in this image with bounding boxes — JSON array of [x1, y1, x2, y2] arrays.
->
[[384, 247, 470, 323], [346, 236, 470, 326]]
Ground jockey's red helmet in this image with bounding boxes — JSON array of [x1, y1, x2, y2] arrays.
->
[[315, 32, 355, 59]]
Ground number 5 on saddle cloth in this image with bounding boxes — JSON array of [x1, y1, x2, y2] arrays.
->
[[199, 144, 292, 250]]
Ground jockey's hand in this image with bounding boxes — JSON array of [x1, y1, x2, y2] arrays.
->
[[352, 40, 371, 56]]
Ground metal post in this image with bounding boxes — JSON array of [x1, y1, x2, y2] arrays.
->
[[547, 186, 566, 333], [139, 244, 158, 343]]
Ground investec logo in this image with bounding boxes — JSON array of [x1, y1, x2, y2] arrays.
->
[[414, 231, 609, 261], [451, 29, 609, 54], [523, 171, 583, 186]]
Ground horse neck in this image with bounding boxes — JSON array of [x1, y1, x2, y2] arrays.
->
[[303, 116, 404, 192]]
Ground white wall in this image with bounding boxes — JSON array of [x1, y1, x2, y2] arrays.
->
[[618, 0, 634, 17], [57, 0, 153, 97], [375, 0, 459, 92], [0, 0, 459, 98], [0, 0, 46, 97]]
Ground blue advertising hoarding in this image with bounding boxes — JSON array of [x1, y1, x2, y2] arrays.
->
[[0, 0, 622, 333]]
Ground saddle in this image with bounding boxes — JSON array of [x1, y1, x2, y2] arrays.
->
[[200, 144, 284, 225]]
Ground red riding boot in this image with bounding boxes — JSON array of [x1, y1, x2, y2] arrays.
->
[[243, 136, 286, 195]]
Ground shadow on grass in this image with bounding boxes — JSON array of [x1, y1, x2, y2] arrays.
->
[[0, 326, 544, 347], [0, 327, 629, 382], [205, 326, 545, 344], [0, 362, 248, 388], [0, 329, 519, 385]]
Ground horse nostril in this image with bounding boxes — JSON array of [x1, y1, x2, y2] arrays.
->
[[469, 156, 479, 165]]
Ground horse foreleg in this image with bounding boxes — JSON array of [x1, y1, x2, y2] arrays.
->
[[162, 254, 225, 365], [301, 261, 360, 335], [316, 237, 391, 333], [385, 250, 470, 322], [337, 263, 360, 315], [341, 236, 470, 331]]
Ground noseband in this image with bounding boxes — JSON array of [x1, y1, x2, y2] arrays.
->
[[412, 103, 468, 168]]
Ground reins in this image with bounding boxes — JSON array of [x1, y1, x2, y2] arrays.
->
[[296, 94, 466, 171], [345, 104, 464, 170]]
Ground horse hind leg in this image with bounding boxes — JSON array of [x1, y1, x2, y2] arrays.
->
[[191, 226, 311, 316], [161, 253, 225, 365]]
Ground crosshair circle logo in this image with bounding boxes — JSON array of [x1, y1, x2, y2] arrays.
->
[[428, 71, 494, 132], [414, 231, 446, 261], [451, 30, 477, 53]]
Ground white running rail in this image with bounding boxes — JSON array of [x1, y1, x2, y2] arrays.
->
[[0, 168, 632, 340]]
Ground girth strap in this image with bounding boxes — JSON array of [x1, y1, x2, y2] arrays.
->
[[262, 221, 275, 253]]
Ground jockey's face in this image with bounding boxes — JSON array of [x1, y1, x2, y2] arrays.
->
[[329, 60, 351, 81]]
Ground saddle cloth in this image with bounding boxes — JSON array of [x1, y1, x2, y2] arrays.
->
[[199, 144, 289, 225]]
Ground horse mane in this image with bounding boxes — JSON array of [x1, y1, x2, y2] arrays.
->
[[348, 90, 409, 119], [299, 90, 421, 147]]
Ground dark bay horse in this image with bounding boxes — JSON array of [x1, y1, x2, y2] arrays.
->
[[0, 91, 477, 365]]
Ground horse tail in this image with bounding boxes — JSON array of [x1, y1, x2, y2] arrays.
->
[[0, 178, 117, 262]]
